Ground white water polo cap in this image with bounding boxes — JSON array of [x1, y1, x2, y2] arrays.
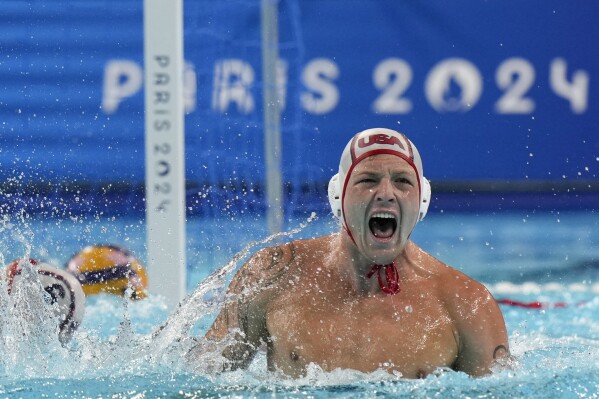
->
[[5, 258, 86, 344], [328, 128, 431, 227]]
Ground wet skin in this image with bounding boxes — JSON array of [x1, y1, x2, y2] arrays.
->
[[198, 155, 509, 378]]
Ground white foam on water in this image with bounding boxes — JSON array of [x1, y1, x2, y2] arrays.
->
[[488, 281, 599, 294]]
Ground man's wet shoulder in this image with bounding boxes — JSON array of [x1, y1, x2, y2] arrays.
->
[[288, 234, 336, 255], [434, 265, 494, 307]]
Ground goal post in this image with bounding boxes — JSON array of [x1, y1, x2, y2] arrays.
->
[[143, 0, 187, 309], [261, 0, 284, 234]]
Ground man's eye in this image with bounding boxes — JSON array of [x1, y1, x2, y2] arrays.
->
[[358, 178, 375, 184], [396, 178, 413, 185]]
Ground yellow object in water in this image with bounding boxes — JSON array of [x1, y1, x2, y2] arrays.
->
[[66, 244, 148, 300]]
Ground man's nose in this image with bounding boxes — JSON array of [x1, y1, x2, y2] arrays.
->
[[376, 178, 395, 202]]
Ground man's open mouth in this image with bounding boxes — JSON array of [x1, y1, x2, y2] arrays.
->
[[369, 212, 397, 239]]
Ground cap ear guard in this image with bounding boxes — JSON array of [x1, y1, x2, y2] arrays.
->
[[419, 178, 431, 221], [328, 173, 342, 218]]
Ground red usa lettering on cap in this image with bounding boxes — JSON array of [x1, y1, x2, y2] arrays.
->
[[357, 133, 406, 151]]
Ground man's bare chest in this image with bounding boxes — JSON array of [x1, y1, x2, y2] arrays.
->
[[265, 289, 459, 378]]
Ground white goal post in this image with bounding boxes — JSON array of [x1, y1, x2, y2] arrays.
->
[[143, 0, 187, 309], [142, 0, 284, 308]]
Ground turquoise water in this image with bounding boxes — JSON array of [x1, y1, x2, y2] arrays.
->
[[0, 210, 598, 398]]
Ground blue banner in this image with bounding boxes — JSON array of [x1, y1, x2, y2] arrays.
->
[[0, 0, 597, 188]]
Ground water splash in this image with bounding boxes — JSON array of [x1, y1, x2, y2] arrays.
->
[[0, 207, 34, 265], [148, 212, 318, 362], [1, 210, 598, 398], [0, 212, 320, 380], [0, 263, 72, 378]]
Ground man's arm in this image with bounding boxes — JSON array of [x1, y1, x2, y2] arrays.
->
[[195, 243, 295, 371], [452, 282, 510, 377]]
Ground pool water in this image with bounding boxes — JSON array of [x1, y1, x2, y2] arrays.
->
[[0, 210, 598, 398]]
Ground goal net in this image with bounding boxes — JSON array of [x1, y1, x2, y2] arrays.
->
[[0, 0, 324, 222]]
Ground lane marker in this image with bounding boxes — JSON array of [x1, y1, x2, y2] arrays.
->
[[487, 281, 599, 295]]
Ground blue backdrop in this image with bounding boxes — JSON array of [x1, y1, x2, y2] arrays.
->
[[0, 1, 597, 191]]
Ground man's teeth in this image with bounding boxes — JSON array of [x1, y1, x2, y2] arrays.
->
[[371, 212, 395, 219]]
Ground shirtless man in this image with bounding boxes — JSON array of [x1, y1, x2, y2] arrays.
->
[[198, 128, 509, 378]]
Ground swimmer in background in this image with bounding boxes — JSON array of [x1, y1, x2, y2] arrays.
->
[[190, 128, 509, 378], [3, 258, 86, 344], [2, 246, 147, 345]]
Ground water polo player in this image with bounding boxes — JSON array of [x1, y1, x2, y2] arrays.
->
[[190, 128, 509, 378], [4, 258, 86, 344]]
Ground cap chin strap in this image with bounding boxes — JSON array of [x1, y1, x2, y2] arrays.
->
[[329, 172, 421, 295], [366, 262, 401, 295]]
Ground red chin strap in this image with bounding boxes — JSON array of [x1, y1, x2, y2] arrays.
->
[[366, 262, 401, 295], [343, 225, 401, 295]]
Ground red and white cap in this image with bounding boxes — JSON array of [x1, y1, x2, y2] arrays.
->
[[328, 128, 431, 228], [5, 258, 86, 344]]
